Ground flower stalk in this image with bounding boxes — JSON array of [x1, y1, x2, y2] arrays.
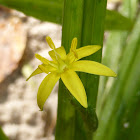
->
[[56, 0, 108, 139], [26, 0, 109, 139]]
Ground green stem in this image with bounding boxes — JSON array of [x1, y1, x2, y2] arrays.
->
[[55, 0, 84, 139], [55, 0, 107, 139], [75, 0, 107, 139]]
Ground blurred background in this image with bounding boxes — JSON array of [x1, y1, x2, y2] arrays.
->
[[0, 5, 61, 140], [0, 0, 140, 140]]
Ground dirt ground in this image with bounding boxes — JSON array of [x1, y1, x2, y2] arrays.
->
[[0, 6, 61, 140]]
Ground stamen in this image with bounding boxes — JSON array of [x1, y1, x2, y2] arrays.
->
[[71, 38, 77, 50], [45, 36, 67, 72], [49, 61, 58, 69], [35, 54, 49, 64], [70, 38, 78, 59], [71, 49, 78, 59], [38, 65, 49, 74], [50, 49, 66, 67], [53, 49, 61, 60], [46, 36, 65, 64], [46, 36, 55, 49]]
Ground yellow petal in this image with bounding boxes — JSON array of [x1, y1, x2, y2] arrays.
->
[[71, 60, 117, 77], [76, 45, 101, 60], [49, 46, 67, 61], [37, 72, 60, 111], [61, 69, 88, 108], [46, 36, 55, 49], [26, 67, 43, 81], [66, 45, 101, 63], [35, 53, 49, 64]]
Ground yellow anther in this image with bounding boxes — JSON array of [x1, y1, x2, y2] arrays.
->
[[71, 37, 77, 50], [70, 38, 78, 59], [35, 54, 49, 64], [46, 36, 55, 49]]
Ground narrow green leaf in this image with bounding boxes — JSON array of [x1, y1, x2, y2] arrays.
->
[[0, 0, 133, 30], [94, 11, 140, 140], [117, 36, 140, 140], [97, 31, 126, 115], [0, 0, 63, 24], [105, 10, 133, 30], [97, 0, 138, 115], [127, 105, 140, 140], [0, 127, 9, 140]]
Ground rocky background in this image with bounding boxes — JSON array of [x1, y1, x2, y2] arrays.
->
[[0, 6, 61, 140]]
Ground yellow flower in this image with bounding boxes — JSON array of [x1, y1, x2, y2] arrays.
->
[[27, 37, 117, 110]]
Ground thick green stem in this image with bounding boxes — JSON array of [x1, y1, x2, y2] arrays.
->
[[55, 0, 84, 139], [55, 0, 107, 139], [75, 0, 107, 139]]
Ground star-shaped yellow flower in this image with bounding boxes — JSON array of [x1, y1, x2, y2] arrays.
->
[[27, 37, 116, 110]]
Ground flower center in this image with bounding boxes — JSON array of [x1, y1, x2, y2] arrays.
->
[[58, 60, 68, 73]]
